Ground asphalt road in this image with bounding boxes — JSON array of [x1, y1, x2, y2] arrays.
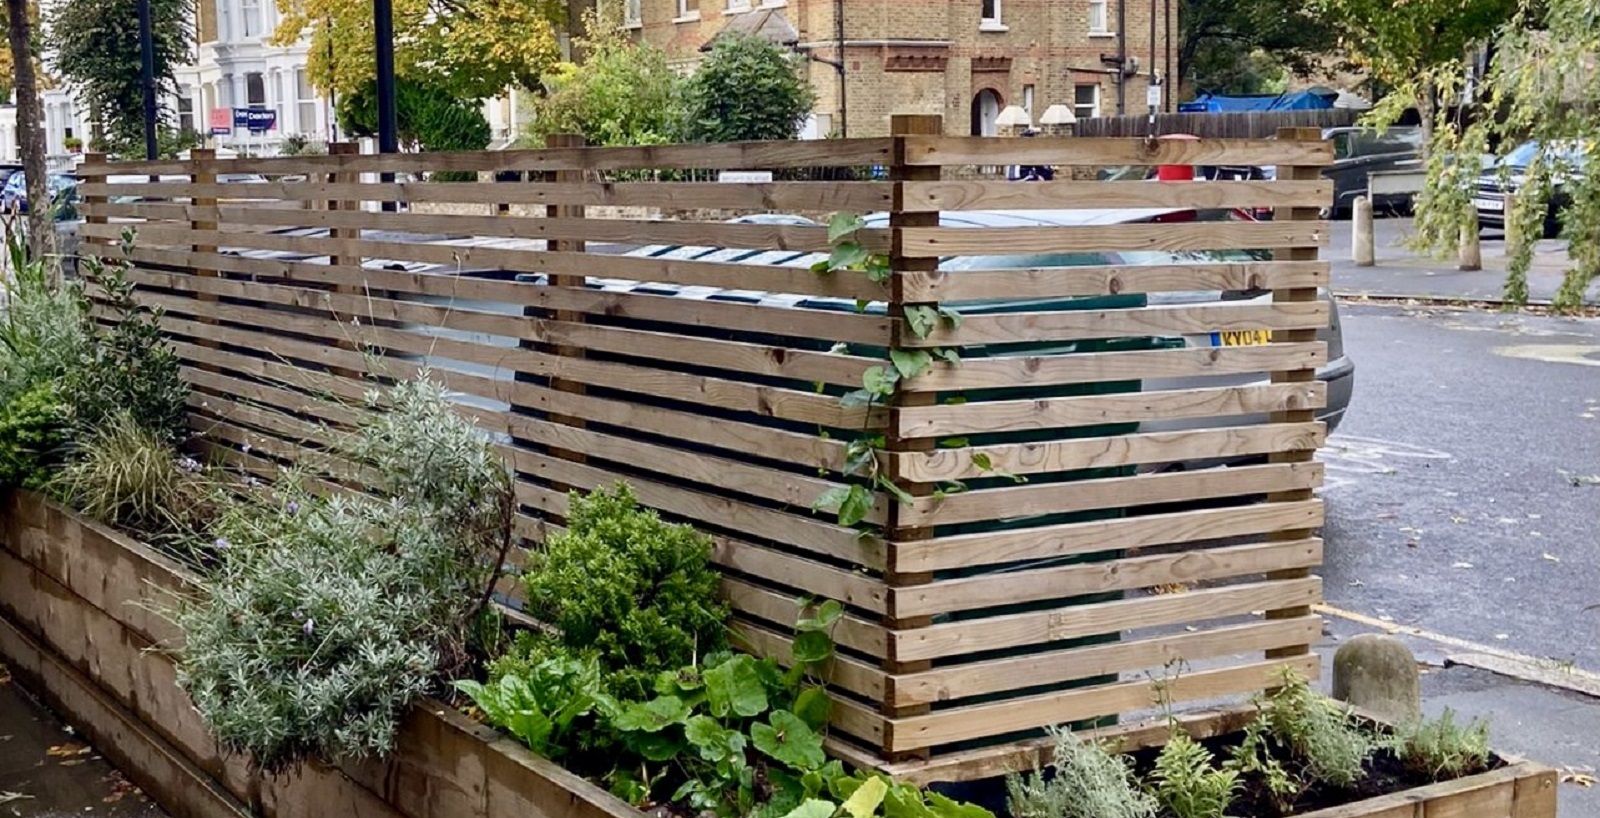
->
[[1320, 303, 1600, 669]]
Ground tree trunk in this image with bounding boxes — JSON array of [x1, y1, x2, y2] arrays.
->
[[1417, 78, 1436, 159], [5, 0, 55, 266]]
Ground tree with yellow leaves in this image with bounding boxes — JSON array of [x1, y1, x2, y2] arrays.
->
[[272, 0, 564, 101]]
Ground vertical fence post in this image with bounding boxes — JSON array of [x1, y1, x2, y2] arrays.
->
[[190, 149, 220, 361], [1265, 126, 1327, 664], [544, 133, 588, 473], [326, 142, 363, 382], [78, 152, 108, 269], [881, 113, 943, 762]]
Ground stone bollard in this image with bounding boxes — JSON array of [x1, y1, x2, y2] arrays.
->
[[1353, 196, 1375, 267], [1503, 192, 1522, 257], [1333, 634, 1422, 724], [1459, 211, 1483, 271]]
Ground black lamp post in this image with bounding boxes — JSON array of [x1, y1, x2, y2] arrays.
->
[[139, 0, 157, 160], [374, 0, 398, 210]]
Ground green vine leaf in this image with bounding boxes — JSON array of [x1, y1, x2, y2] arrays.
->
[[937, 306, 964, 329], [970, 452, 994, 472], [839, 389, 874, 408], [889, 349, 934, 381], [865, 256, 892, 284], [703, 655, 770, 719], [904, 306, 939, 340], [782, 799, 838, 818], [829, 242, 869, 271], [828, 212, 867, 243], [861, 366, 899, 398], [815, 484, 874, 527], [792, 630, 834, 665], [934, 348, 962, 365], [876, 475, 915, 505], [841, 775, 889, 818]]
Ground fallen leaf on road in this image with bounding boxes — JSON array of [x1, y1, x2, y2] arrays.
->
[[1452, 562, 1474, 569], [1543, 553, 1561, 563], [1376, 512, 1398, 520], [1497, 517, 1518, 524], [1450, 515, 1468, 524], [1406, 540, 1420, 548], [46, 743, 90, 758], [1348, 579, 1365, 588], [0, 792, 32, 804], [1561, 767, 1596, 788], [1495, 633, 1510, 640]]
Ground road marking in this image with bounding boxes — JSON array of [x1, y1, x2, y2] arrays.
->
[[1315, 603, 1600, 698], [1493, 344, 1600, 367]]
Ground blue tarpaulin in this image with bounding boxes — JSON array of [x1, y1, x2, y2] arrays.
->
[[1178, 88, 1338, 113]]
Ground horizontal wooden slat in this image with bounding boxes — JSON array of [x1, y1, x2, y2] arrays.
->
[[888, 577, 1321, 662], [899, 260, 1329, 303], [118, 235, 888, 302], [128, 268, 880, 387], [720, 577, 888, 659], [902, 179, 1333, 211], [893, 422, 1326, 482], [143, 295, 877, 430], [893, 498, 1324, 573], [89, 233, 896, 338], [902, 136, 1334, 168], [94, 203, 891, 255], [78, 138, 899, 177], [906, 301, 1329, 348], [897, 220, 1328, 258], [730, 620, 887, 702], [883, 654, 1321, 751], [902, 461, 1322, 526], [82, 180, 896, 212], [894, 382, 1327, 438], [905, 342, 1328, 393], [507, 447, 884, 572], [891, 538, 1323, 617], [888, 616, 1323, 706]]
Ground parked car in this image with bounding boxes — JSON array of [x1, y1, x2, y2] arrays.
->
[[1, 172, 81, 220], [1319, 126, 1424, 218], [1473, 139, 1590, 238], [0, 163, 24, 187]]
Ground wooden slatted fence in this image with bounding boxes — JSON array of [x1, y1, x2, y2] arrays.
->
[[76, 123, 1334, 781]]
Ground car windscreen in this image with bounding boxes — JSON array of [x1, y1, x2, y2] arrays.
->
[[1502, 141, 1588, 171]]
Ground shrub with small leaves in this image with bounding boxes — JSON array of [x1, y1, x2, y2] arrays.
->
[[522, 482, 729, 698], [1224, 715, 1304, 813], [171, 375, 513, 773], [1007, 728, 1158, 818], [1149, 730, 1240, 818], [0, 381, 70, 490], [1391, 708, 1491, 781]]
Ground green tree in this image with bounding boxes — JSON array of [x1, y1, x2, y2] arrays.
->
[[336, 73, 492, 155], [1316, 0, 1514, 145], [273, 0, 563, 101], [1179, 0, 1335, 94], [526, 9, 685, 147], [684, 33, 814, 143], [1397, 0, 1599, 310], [45, 0, 193, 156]]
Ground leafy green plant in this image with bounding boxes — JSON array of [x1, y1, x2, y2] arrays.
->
[[1223, 716, 1304, 814], [1006, 727, 1158, 818], [0, 381, 70, 490], [524, 8, 685, 147], [454, 653, 615, 760], [521, 482, 729, 698], [684, 33, 814, 143], [1253, 668, 1377, 789], [171, 375, 514, 773], [0, 231, 88, 408], [1391, 708, 1491, 781], [1148, 731, 1239, 818], [64, 231, 187, 442]]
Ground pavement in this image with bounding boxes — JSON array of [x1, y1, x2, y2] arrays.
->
[[0, 664, 166, 816], [1328, 216, 1598, 306]]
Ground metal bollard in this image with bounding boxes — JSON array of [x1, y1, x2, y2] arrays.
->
[[1353, 196, 1375, 267]]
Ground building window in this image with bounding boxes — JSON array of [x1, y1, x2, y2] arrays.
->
[[216, 0, 232, 40], [296, 69, 318, 135], [1074, 83, 1101, 120], [1022, 84, 1035, 119], [272, 71, 286, 131], [1088, 0, 1110, 34], [624, 0, 641, 26], [980, 0, 1002, 27], [675, 0, 698, 19], [725, 0, 751, 12], [241, 0, 261, 37], [246, 72, 267, 106], [177, 91, 195, 134]]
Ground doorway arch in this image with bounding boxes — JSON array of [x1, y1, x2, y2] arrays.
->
[[970, 89, 1003, 136]]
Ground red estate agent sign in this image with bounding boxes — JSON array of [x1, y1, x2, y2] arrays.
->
[[209, 108, 232, 136]]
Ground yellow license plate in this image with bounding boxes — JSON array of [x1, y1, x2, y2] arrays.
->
[[1212, 329, 1273, 346]]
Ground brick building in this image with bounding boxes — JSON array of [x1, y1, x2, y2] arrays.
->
[[624, 0, 1176, 137]]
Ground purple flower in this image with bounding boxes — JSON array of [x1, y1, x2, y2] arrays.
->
[[213, 537, 230, 550], [178, 457, 200, 473], [285, 501, 299, 515], [303, 618, 316, 636]]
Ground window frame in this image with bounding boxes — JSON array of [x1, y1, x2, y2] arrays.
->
[[1088, 0, 1112, 35], [240, 0, 261, 38], [980, 0, 1004, 29], [1074, 83, 1101, 120]]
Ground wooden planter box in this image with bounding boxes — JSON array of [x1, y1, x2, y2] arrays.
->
[[0, 492, 1557, 818]]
